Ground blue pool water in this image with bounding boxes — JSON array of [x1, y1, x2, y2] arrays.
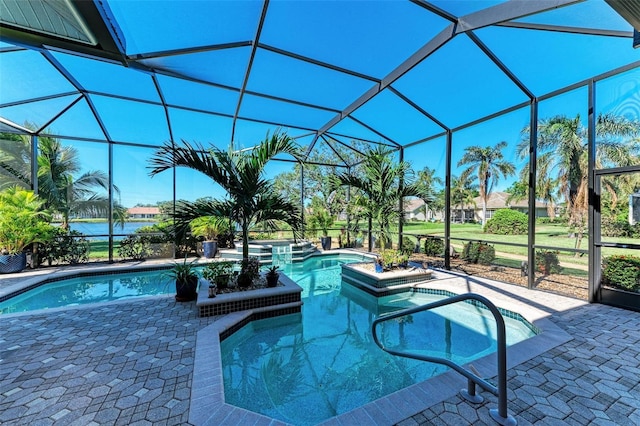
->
[[0, 253, 536, 425], [221, 255, 536, 425], [0, 269, 176, 314]]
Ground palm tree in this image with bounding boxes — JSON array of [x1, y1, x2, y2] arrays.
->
[[332, 145, 428, 251], [518, 113, 640, 249], [37, 137, 127, 229], [457, 141, 515, 226], [450, 172, 477, 223], [0, 132, 126, 228], [0, 133, 31, 189], [416, 166, 443, 222], [510, 153, 560, 220], [520, 114, 640, 212], [148, 131, 304, 264]]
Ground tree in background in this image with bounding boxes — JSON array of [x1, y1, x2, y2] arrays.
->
[[332, 145, 428, 250], [457, 141, 515, 226], [519, 113, 640, 250], [272, 138, 370, 226], [0, 131, 126, 229], [450, 171, 478, 223], [149, 131, 303, 265], [416, 166, 443, 221]]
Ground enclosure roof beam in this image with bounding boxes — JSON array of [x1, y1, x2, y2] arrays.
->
[[231, 0, 270, 144], [496, 21, 634, 38], [315, 0, 580, 140], [128, 41, 253, 61]]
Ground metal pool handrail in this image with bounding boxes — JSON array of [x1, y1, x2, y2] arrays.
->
[[371, 293, 517, 426]]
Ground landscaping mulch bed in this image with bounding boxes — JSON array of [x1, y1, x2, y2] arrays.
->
[[409, 253, 589, 301], [214, 275, 282, 294]]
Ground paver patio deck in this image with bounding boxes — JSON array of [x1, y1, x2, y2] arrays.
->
[[1, 263, 639, 425]]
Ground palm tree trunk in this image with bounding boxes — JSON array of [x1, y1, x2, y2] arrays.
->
[[546, 203, 555, 221], [482, 198, 487, 226], [242, 216, 249, 263]]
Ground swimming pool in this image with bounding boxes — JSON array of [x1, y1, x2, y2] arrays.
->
[[0, 268, 175, 314], [0, 253, 537, 425], [221, 255, 537, 425]]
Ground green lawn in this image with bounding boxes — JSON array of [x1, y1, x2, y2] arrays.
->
[[88, 240, 114, 260], [86, 221, 633, 269], [340, 221, 636, 268]]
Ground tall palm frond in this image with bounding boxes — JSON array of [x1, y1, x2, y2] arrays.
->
[[457, 141, 515, 225], [332, 145, 426, 250], [0, 134, 31, 189], [149, 130, 303, 262], [1, 132, 122, 228]]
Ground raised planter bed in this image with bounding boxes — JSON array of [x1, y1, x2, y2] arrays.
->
[[341, 262, 433, 296], [196, 272, 303, 317]]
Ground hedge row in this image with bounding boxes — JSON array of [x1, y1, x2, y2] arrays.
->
[[462, 241, 495, 265], [602, 255, 640, 293], [484, 209, 528, 235]]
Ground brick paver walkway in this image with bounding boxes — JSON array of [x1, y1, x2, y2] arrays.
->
[[399, 303, 640, 426], [1, 298, 213, 425], [1, 268, 639, 425]]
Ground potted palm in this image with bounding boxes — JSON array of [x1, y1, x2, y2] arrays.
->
[[265, 265, 280, 287], [166, 257, 199, 301], [149, 130, 303, 275], [308, 202, 334, 251], [190, 216, 223, 258], [0, 187, 53, 273]]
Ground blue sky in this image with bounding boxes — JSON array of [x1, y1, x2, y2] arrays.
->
[[0, 1, 639, 208]]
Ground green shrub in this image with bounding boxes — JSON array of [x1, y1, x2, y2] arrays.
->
[[484, 209, 528, 235], [401, 236, 415, 256], [135, 224, 172, 243], [39, 228, 89, 265], [602, 255, 640, 292], [601, 218, 631, 238], [118, 236, 152, 260], [601, 218, 640, 239], [535, 250, 562, 275], [240, 257, 260, 281], [615, 211, 628, 222], [379, 249, 398, 269], [461, 242, 475, 261], [424, 237, 444, 257], [536, 217, 568, 226], [476, 243, 495, 265], [462, 241, 495, 265]]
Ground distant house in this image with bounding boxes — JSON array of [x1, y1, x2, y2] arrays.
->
[[452, 192, 551, 223], [127, 206, 161, 219], [404, 198, 443, 222]]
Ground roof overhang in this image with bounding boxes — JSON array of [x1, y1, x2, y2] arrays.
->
[[0, 0, 127, 63]]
